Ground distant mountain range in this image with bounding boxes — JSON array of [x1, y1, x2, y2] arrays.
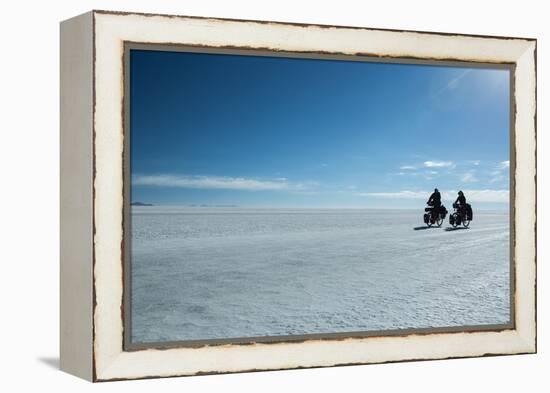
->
[[130, 202, 242, 207]]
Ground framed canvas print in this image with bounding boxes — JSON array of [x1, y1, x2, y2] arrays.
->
[[60, 10, 537, 382]]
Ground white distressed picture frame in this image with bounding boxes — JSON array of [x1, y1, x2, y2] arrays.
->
[[60, 10, 536, 382]]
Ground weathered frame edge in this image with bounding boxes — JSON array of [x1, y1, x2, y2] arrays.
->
[[59, 10, 95, 382]]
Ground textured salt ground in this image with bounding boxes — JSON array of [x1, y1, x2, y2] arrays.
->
[[130, 208, 510, 343]]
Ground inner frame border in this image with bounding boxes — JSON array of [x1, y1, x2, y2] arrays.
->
[[122, 42, 517, 352]]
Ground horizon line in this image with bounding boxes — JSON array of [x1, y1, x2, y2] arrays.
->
[[131, 204, 510, 212]]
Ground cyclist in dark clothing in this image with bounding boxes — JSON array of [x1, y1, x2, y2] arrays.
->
[[427, 188, 441, 218], [454, 190, 469, 218], [455, 190, 466, 206]]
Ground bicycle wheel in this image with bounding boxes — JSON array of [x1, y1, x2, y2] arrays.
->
[[451, 214, 459, 228]]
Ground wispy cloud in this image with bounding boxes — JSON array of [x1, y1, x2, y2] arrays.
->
[[357, 191, 426, 199], [448, 69, 472, 89], [467, 160, 481, 166], [490, 174, 506, 184], [488, 160, 510, 183], [399, 165, 416, 170], [438, 69, 473, 94], [455, 189, 509, 203], [424, 160, 454, 168], [461, 172, 477, 183], [358, 189, 509, 203], [133, 174, 311, 191]]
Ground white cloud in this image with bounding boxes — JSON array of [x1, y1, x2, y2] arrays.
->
[[487, 160, 510, 183], [424, 160, 454, 168], [454, 189, 509, 203], [358, 189, 509, 203], [461, 172, 477, 183], [133, 174, 309, 191], [399, 165, 416, 170], [444, 69, 472, 91], [468, 160, 481, 166], [356, 191, 426, 199], [490, 174, 506, 184]]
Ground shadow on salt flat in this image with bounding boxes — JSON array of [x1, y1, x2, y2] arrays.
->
[[444, 227, 470, 232]]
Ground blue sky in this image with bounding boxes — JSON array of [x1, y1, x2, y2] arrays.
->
[[130, 49, 510, 209]]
